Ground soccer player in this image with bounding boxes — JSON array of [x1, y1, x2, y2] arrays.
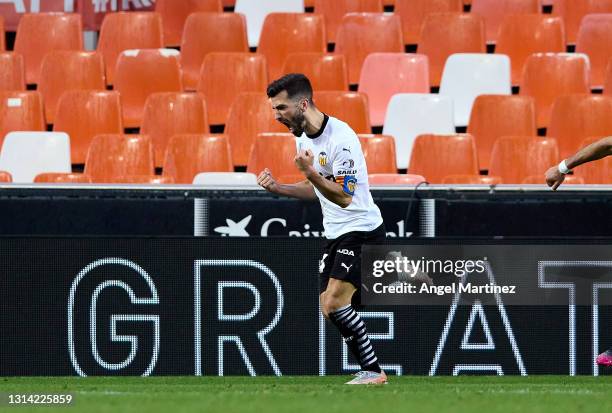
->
[[545, 136, 612, 367], [257, 74, 388, 384]]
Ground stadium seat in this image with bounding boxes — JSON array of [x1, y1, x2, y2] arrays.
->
[[408, 134, 479, 183], [14, 13, 83, 85], [471, 0, 540, 44], [357, 53, 429, 127], [34, 173, 92, 183], [163, 134, 233, 184], [552, 0, 612, 44], [141, 92, 209, 167], [314, 91, 371, 134], [394, 0, 463, 45], [0, 16, 4, 52], [0, 91, 45, 150], [97, 12, 164, 85], [247, 133, 301, 177], [155, 0, 222, 47], [84, 134, 155, 183], [572, 137, 612, 184], [224, 92, 285, 166], [53, 90, 123, 164], [442, 174, 503, 184], [277, 174, 306, 183], [417, 13, 486, 86], [38, 51, 105, 124], [519, 53, 591, 128], [522, 174, 584, 184], [488, 136, 559, 184], [0, 132, 71, 183], [0, 53, 25, 91], [358, 134, 398, 173], [282, 53, 348, 91], [258, 13, 326, 80], [115, 175, 176, 184], [192, 172, 259, 185], [547, 94, 612, 159], [222, 0, 236, 6], [197, 53, 268, 125], [605, 59, 612, 95], [234, 0, 304, 47], [180, 13, 249, 90], [0, 171, 11, 183], [439, 53, 511, 127], [496, 15, 566, 86], [467, 95, 537, 170], [369, 173, 426, 185], [576, 14, 612, 89], [335, 13, 404, 84], [114, 49, 183, 128], [313, 0, 383, 44], [382, 94, 455, 169]]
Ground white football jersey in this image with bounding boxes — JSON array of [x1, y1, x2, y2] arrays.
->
[[295, 115, 383, 239]]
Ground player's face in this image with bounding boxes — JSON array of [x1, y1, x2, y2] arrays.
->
[[270, 90, 307, 137]]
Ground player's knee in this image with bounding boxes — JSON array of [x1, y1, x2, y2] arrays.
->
[[321, 292, 348, 317]]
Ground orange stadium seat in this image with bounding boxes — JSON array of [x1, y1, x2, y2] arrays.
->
[[442, 174, 503, 184], [359, 134, 398, 173], [34, 173, 92, 183], [471, 0, 540, 44], [552, 0, 612, 44], [53, 90, 123, 164], [522, 174, 584, 184], [14, 13, 83, 85], [576, 14, 612, 89], [0, 91, 44, 149], [314, 0, 383, 44], [197, 53, 268, 125], [335, 13, 403, 84], [408, 134, 479, 183], [141, 92, 209, 167], [520, 53, 590, 128], [258, 13, 326, 80], [114, 49, 183, 128], [496, 15, 566, 86], [605, 59, 612, 95], [467, 95, 537, 170], [246, 133, 302, 177], [369, 173, 426, 185], [181, 13, 249, 90], [97, 12, 164, 85], [84, 134, 155, 183], [417, 13, 486, 86], [572, 137, 612, 184], [488, 136, 559, 184], [282, 53, 348, 91], [163, 134, 233, 184], [0, 16, 5, 51], [38, 51, 105, 124], [0, 171, 12, 183], [0, 53, 25, 91], [394, 0, 463, 45], [115, 175, 176, 184], [224, 92, 286, 166], [277, 174, 306, 184], [314, 91, 371, 134], [155, 0, 222, 47], [547, 94, 612, 159], [357, 53, 429, 126]]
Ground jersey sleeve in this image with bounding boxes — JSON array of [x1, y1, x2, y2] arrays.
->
[[332, 140, 359, 196]]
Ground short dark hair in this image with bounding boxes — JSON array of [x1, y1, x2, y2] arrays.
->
[[266, 73, 313, 103]]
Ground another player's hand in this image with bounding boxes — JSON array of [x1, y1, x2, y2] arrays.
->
[[257, 168, 279, 193], [295, 149, 314, 173], [545, 165, 565, 190]]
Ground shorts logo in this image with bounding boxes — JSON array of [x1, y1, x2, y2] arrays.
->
[[337, 249, 354, 256], [318, 152, 328, 166], [319, 253, 328, 273], [341, 263, 353, 272]]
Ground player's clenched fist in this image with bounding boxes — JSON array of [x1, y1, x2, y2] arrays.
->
[[545, 165, 565, 190], [257, 168, 278, 192], [295, 149, 314, 173]]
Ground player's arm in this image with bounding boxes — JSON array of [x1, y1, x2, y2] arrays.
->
[[546, 136, 612, 190], [257, 168, 317, 200], [296, 149, 353, 208]]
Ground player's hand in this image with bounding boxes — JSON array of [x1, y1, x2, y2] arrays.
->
[[257, 168, 279, 193], [545, 165, 565, 190], [295, 149, 314, 173]]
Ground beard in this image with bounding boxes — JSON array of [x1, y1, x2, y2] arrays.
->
[[280, 110, 306, 137]]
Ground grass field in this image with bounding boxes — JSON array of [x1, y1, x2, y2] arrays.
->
[[1, 376, 611, 413]]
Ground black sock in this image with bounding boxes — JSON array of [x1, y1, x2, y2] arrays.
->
[[329, 305, 382, 373]]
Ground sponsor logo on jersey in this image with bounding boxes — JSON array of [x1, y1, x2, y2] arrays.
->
[[318, 152, 328, 166], [336, 169, 357, 175], [337, 249, 355, 256]]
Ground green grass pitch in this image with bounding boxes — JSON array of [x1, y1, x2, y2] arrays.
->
[[1, 376, 611, 413]]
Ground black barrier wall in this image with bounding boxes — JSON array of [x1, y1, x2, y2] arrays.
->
[[1, 237, 611, 376]]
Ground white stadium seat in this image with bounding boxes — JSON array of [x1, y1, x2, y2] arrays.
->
[[235, 0, 304, 47]]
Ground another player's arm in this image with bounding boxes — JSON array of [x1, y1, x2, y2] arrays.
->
[[546, 136, 612, 190], [296, 149, 353, 208], [257, 168, 317, 201]]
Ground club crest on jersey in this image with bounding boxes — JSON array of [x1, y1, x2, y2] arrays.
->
[[318, 152, 328, 166]]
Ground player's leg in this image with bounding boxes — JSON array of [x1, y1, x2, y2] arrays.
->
[[596, 348, 612, 366]]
